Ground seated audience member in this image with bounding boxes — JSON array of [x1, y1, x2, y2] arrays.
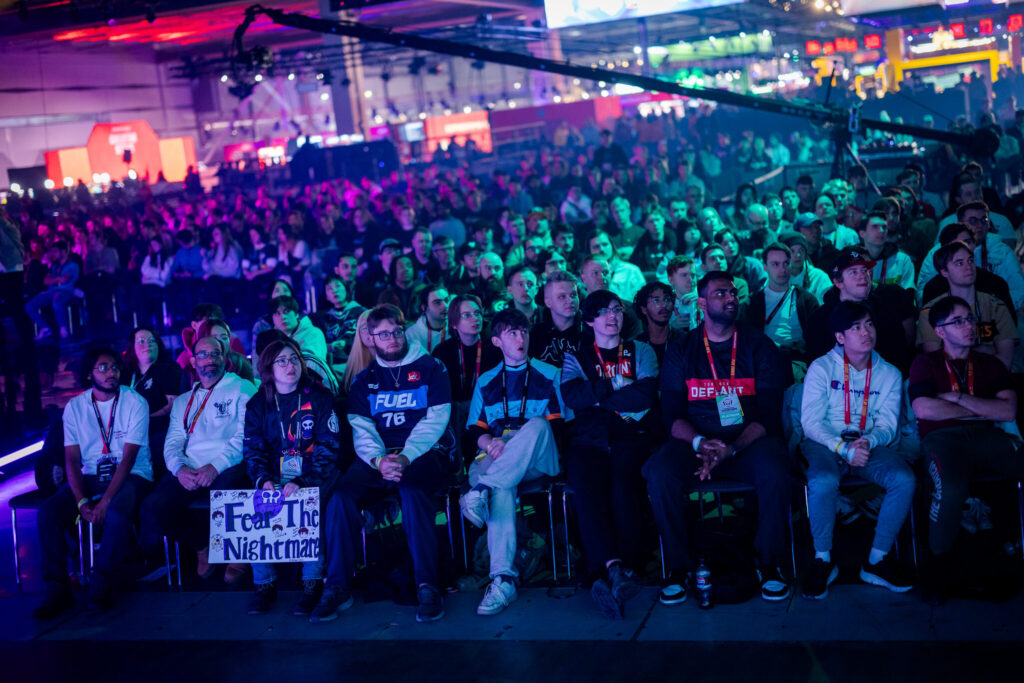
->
[[806, 247, 916, 376], [587, 229, 645, 304], [505, 265, 540, 323], [406, 283, 451, 354], [121, 326, 184, 477], [177, 303, 246, 371], [34, 348, 153, 618], [858, 211, 916, 290], [271, 295, 333, 386], [666, 255, 701, 332], [816, 193, 860, 250], [139, 336, 257, 584], [800, 302, 914, 600], [530, 271, 584, 367], [742, 243, 819, 365], [313, 305, 453, 624], [701, 244, 750, 306], [918, 241, 1017, 369], [311, 275, 367, 375], [26, 239, 79, 341], [920, 223, 1016, 319], [377, 254, 419, 318], [630, 206, 677, 275], [188, 317, 255, 383], [793, 212, 839, 275], [460, 309, 567, 616], [909, 296, 1024, 604], [778, 230, 831, 303], [243, 338, 340, 616], [633, 281, 678, 365], [251, 279, 297, 342], [561, 290, 658, 619], [341, 310, 374, 394], [645, 271, 793, 605], [714, 229, 767, 295], [474, 251, 507, 313]]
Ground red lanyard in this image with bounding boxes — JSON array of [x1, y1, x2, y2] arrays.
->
[[703, 328, 737, 382], [842, 353, 871, 432], [457, 339, 482, 391], [427, 325, 446, 353], [593, 340, 624, 378], [91, 392, 120, 455], [183, 377, 222, 438], [878, 257, 888, 285], [944, 354, 974, 395]]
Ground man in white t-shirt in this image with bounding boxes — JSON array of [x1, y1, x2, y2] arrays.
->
[[34, 348, 153, 619]]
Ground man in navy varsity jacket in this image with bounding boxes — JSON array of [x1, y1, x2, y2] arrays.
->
[[645, 271, 795, 605], [460, 308, 568, 616], [311, 304, 454, 624]]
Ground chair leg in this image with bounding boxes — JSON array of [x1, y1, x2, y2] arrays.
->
[[361, 527, 368, 568], [445, 490, 455, 563], [77, 519, 85, 578], [163, 537, 173, 590], [561, 488, 572, 580], [175, 542, 182, 587], [788, 504, 797, 578], [716, 492, 724, 526], [11, 508, 20, 587], [547, 487, 557, 583], [909, 504, 919, 572], [459, 501, 469, 572], [659, 535, 666, 581], [1017, 481, 1024, 563], [88, 522, 95, 576]]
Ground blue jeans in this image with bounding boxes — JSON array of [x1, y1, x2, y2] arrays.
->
[[26, 287, 73, 333], [252, 559, 324, 585], [803, 440, 915, 554]]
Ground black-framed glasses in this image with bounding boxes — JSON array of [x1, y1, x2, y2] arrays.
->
[[370, 328, 406, 341], [597, 306, 625, 316], [273, 355, 303, 368], [935, 316, 978, 328], [95, 363, 121, 373], [459, 310, 483, 320], [195, 351, 224, 360]]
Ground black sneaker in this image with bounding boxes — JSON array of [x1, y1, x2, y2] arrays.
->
[[591, 577, 623, 620], [608, 563, 642, 604], [860, 554, 913, 593], [309, 585, 354, 623], [293, 579, 324, 616], [33, 584, 74, 620], [801, 558, 838, 600], [415, 584, 445, 623], [758, 566, 791, 602], [659, 570, 688, 605], [247, 582, 278, 615]]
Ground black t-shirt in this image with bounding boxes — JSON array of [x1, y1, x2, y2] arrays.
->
[[529, 315, 584, 368], [908, 350, 1012, 437], [432, 336, 503, 403], [121, 361, 184, 435]]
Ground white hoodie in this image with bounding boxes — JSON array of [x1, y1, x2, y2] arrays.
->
[[801, 345, 901, 458], [163, 372, 257, 475]]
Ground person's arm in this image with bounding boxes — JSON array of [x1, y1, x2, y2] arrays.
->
[[727, 421, 767, 454], [560, 352, 613, 410], [294, 395, 340, 489], [956, 389, 1017, 422], [400, 403, 452, 462], [163, 396, 189, 475], [94, 443, 140, 521], [800, 360, 847, 454], [911, 396, 976, 421], [865, 369, 901, 450], [598, 342, 658, 413], [207, 388, 251, 475], [994, 338, 1015, 369], [65, 445, 87, 508]]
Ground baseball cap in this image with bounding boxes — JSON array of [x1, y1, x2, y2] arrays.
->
[[793, 212, 823, 233], [830, 246, 876, 280], [457, 240, 482, 261], [378, 238, 401, 254], [777, 230, 809, 252]]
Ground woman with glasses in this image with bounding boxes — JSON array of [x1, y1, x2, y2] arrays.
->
[[121, 326, 184, 479], [242, 338, 340, 616], [560, 290, 659, 620]]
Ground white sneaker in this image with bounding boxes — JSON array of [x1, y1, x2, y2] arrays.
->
[[460, 488, 489, 529], [477, 577, 517, 616]]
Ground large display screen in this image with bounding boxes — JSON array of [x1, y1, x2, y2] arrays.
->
[[545, 0, 743, 30], [841, 0, 938, 15]]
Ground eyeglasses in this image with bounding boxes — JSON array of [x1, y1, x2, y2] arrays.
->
[[95, 363, 121, 373], [459, 310, 483, 320], [195, 351, 224, 360], [273, 356, 303, 368], [935, 316, 978, 328], [597, 306, 625, 317], [964, 216, 990, 226], [370, 328, 406, 341], [647, 296, 671, 306]]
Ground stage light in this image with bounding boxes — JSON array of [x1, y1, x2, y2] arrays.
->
[[0, 439, 43, 468], [221, 74, 229, 82], [63, 177, 73, 187], [128, 170, 137, 179], [254, 74, 263, 82], [288, 73, 295, 80], [463, 105, 472, 113], [320, 92, 330, 100], [364, 89, 373, 98], [44, 179, 55, 190], [10, 183, 22, 194], [513, 82, 522, 89]]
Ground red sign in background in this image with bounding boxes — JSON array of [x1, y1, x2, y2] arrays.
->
[[86, 120, 162, 181]]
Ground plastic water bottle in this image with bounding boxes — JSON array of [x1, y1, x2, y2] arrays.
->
[[696, 558, 713, 610]]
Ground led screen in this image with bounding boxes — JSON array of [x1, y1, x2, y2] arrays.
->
[[546, 0, 743, 30]]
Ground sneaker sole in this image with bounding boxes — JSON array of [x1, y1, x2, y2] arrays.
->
[[477, 591, 517, 616], [460, 499, 486, 529], [416, 606, 446, 623], [308, 594, 355, 623], [859, 568, 913, 593], [658, 589, 687, 606], [591, 581, 623, 620], [801, 565, 839, 601]]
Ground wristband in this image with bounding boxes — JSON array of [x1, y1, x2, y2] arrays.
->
[[76, 497, 90, 510], [370, 456, 380, 470], [692, 435, 705, 452]]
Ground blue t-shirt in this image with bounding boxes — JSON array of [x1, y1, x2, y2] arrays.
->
[[467, 359, 570, 436]]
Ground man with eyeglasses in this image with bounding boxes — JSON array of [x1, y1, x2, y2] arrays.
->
[[646, 271, 794, 605], [807, 247, 917, 376], [918, 202, 1024, 312], [139, 336, 257, 584], [561, 290, 659, 619], [34, 348, 153, 618], [918, 240, 1018, 369], [314, 304, 453, 623], [909, 295, 1024, 604], [633, 281, 678, 365], [938, 176, 1015, 245]]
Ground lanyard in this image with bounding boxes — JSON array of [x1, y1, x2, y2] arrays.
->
[[501, 362, 531, 425], [182, 376, 222, 443], [703, 328, 738, 382], [764, 287, 793, 326], [878, 257, 888, 285], [91, 391, 120, 455], [427, 324, 446, 353], [593, 340, 624, 379], [457, 339, 482, 391], [944, 354, 975, 396], [274, 394, 300, 449], [842, 353, 871, 432]]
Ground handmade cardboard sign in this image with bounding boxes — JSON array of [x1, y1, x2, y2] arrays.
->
[[208, 487, 320, 563]]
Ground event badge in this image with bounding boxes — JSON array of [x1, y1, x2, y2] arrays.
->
[[715, 393, 744, 427], [280, 450, 303, 482], [96, 456, 117, 484]]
